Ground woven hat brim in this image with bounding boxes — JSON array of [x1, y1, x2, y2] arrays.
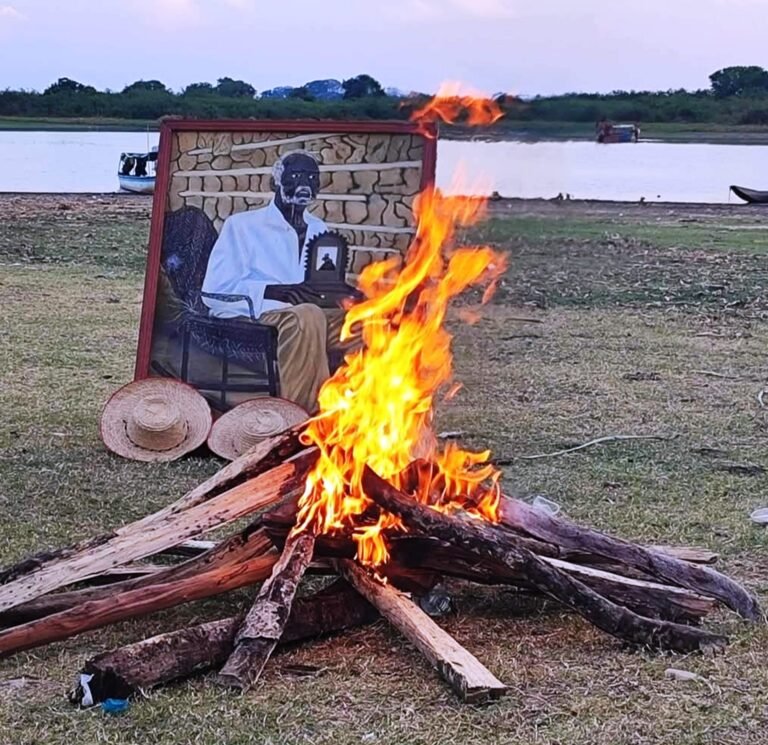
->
[[100, 378, 212, 462], [207, 397, 308, 461]]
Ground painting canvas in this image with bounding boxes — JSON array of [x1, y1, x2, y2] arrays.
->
[[135, 120, 437, 414]]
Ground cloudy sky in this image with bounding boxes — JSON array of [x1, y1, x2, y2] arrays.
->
[[0, 0, 765, 96]]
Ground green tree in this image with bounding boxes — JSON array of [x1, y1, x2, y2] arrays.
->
[[342, 74, 385, 99], [43, 77, 97, 95], [288, 85, 315, 101], [183, 82, 215, 96], [215, 77, 256, 98], [122, 79, 170, 94], [709, 66, 768, 97]]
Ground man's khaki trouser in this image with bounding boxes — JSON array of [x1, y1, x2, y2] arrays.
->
[[258, 304, 346, 413]]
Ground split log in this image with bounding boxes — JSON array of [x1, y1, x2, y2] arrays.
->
[[0, 426, 306, 587], [340, 560, 507, 703], [498, 496, 761, 621], [70, 579, 377, 705], [0, 549, 279, 658], [216, 529, 316, 691], [363, 468, 729, 654], [0, 450, 316, 614], [0, 524, 272, 628]]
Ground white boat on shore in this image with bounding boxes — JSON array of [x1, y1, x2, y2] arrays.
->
[[118, 149, 157, 194]]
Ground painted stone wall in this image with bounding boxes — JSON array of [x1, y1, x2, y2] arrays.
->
[[167, 130, 426, 276]]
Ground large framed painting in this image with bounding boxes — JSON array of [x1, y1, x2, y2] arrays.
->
[[134, 120, 437, 414]]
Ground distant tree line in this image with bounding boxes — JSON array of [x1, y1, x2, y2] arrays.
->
[[0, 74, 405, 121], [3, 68, 768, 126]]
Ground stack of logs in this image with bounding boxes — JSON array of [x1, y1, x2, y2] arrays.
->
[[0, 425, 761, 705]]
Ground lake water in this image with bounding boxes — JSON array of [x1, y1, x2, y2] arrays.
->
[[1, 130, 767, 203]]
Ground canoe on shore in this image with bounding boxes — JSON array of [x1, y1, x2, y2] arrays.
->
[[730, 185, 768, 204]]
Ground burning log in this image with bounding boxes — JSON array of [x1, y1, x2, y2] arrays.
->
[[0, 426, 305, 588], [340, 560, 507, 703], [0, 451, 316, 614], [263, 501, 718, 625], [70, 579, 376, 705], [216, 529, 316, 691], [392, 538, 718, 625], [497, 496, 761, 621], [362, 467, 729, 654]]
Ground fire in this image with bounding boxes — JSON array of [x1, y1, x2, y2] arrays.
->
[[295, 87, 507, 566], [411, 81, 504, 127]]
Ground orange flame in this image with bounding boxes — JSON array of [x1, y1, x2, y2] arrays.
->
[[411, 81, 504, 127], [295, 87, 507, 565]]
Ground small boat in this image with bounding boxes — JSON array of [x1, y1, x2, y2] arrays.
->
[[596, 122, 639, 144], [118, 149, 157, 194], [730, 185, 768, 204]]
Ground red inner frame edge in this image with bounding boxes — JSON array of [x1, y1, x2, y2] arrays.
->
[[134, 119, 439, 380]]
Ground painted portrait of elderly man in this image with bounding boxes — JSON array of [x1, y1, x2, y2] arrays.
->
[[201, 150, 354, 411], [138, 122, 434, 414]]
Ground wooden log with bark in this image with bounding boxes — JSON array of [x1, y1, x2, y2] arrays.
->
[[216, 529, 316, 691], [70, 579, 377, 705], [263, 501, 719, 625], [497, 496, 761, 620], [362, 467, 732, 654], [0, 523, 272, 628]]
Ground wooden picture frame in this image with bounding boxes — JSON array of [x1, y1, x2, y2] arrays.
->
[[133, 119, 437, 411]]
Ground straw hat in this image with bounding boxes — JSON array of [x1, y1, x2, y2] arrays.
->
[[100, 379, 212, 462], [207, 397, 308, 461]]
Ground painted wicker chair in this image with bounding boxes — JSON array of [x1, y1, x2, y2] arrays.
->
[[155, 206, 280, 408]]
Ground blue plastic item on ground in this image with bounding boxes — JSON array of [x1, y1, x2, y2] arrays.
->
[[101, 698, 130, 714]]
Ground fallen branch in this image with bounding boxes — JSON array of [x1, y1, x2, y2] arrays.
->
[[692, 370, 739, 380], [340, 560, 507, 703], [502, 433, 678, 462]]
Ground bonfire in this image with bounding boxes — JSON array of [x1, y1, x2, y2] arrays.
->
[[0, 88, 760, 706]]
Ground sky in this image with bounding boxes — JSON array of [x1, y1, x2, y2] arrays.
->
[[0, 0, 766, 96]]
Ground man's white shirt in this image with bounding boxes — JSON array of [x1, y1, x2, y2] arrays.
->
[[201, 200, 327, 319]]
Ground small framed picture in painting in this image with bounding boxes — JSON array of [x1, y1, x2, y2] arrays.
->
[[134, 119, 437, 414]]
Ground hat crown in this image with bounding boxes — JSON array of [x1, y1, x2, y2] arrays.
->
[[134, 396, 180, 432], [238, 410, 285, 451], [126, 395, 188, 452]]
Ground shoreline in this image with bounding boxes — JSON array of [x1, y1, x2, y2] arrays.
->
[[4, 117, 768, 145], [0, 193, 762, 224]]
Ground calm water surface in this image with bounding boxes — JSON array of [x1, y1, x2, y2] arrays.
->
[[1, 130, 767, 203]]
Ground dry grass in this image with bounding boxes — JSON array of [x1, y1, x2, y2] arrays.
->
[[1, 196, 768, 744]]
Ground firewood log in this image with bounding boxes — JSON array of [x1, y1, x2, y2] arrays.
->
[[362, 467, 730, 654], [497, 495, 761, 620], [70, 579, 376, 705], [0, 426, 306, 587], [0, 451, 316, 614], [216, 529, 316, 691]]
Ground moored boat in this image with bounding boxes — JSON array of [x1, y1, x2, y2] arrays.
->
[[118, 149, 157, 194], [596, 122, 640, 144], [730, 185, 768, 204]]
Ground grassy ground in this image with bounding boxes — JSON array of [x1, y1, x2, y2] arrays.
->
[[2, 195, 768, 743]]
